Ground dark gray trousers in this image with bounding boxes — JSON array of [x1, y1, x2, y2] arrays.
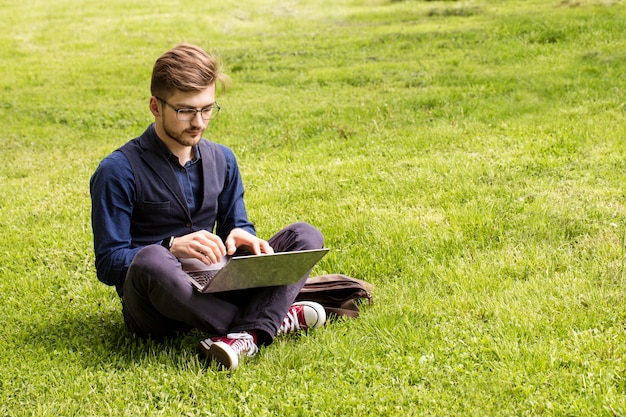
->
[[122, 222, 324, 344]]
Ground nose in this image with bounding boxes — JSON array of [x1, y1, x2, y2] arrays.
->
[[190, 111, 206, 127]]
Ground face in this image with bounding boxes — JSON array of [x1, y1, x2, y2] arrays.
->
[[150, 85, 216, 148]]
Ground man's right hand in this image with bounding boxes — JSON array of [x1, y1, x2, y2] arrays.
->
[[169, 231, 227, 265]]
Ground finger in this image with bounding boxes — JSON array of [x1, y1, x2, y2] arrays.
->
[[250, 241, 261, 255], [194, 243, 222, 265], [197, 250, 218, 265], [195, 234, 226, 259], [198, 232, 226, 255], [259, 240, 274, 254], [225, 236, 237, 256]]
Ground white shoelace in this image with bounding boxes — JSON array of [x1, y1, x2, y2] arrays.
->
[[278, 307, 301, 335], [225, 332, 258, 357]]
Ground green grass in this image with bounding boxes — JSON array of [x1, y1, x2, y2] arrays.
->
[[2, 0, 626, 415]]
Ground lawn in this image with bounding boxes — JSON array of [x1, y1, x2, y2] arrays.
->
[[1, 0, 626, 415]]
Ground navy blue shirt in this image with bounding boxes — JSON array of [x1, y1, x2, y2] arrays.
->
[[90, 125, 255, 291]]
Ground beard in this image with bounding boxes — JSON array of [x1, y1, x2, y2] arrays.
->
[[162, 119, 205, 147]]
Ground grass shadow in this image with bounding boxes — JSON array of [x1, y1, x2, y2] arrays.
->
[[21, 307, 207, 371]]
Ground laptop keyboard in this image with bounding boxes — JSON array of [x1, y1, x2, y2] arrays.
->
[[188, 269, 219, 287]]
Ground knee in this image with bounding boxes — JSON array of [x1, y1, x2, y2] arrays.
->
[[125, 245, 185, 294], [289, 222, 324, 249], [127, 245, 178, 279]]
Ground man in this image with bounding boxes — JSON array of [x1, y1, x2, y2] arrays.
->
[[90, 43, 326, 370]]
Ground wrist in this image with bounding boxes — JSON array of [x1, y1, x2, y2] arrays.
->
[[161, 236, 175, 251]]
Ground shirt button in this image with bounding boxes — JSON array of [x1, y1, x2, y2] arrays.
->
[[185, 222, 192, 227]]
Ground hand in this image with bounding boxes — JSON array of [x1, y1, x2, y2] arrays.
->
[[169, 230, 226, 265], [224, 228, 274, 256]]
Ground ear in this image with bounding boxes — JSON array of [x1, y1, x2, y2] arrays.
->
[[149, 96, 161, 117]]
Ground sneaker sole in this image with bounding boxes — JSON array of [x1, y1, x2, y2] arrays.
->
[[199, 340, 238, 370], [292, 301, 327, 329]]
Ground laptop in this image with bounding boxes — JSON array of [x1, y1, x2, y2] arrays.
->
[[179, 248, 329, 293]]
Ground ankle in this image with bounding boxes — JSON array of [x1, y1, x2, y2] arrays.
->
[[246, 330, 258, 346]]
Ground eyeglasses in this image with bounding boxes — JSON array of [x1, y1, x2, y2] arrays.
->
[[156, 97, 220, 121]]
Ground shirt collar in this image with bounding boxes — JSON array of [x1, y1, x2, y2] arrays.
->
[[150, 126, 201, 166]]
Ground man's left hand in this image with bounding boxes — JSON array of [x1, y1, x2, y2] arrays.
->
[[224, 228, 274, 256]]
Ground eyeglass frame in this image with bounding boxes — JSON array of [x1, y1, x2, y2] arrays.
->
[[155, 96, 220, 121]]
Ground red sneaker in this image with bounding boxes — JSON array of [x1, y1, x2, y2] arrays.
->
[[199, 332, 258, 370], [277, 301, 327, 336]]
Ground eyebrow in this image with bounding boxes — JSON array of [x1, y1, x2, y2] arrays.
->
[[172, 101, 216, 109]]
